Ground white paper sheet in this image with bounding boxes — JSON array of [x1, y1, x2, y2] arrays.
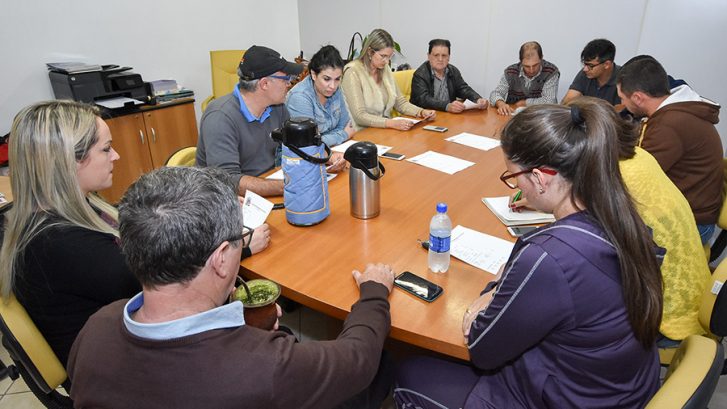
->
[[463, 99, 479, 110], [265, 169, 337, 182], [95, 97, 144, 109], [406, 151, 475, 175], [242, 190, 274, 228], [450, 225, 514, 274], [331, 140, 392, 156], [392, 116, 421, 124], [445, 132, 500, 151]]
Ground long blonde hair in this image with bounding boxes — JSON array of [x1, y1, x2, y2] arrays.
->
[[0, 100, 119, 298], [359, 28, 395, 72]]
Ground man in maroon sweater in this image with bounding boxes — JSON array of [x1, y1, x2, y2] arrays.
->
[[67, 166, 395, 409]]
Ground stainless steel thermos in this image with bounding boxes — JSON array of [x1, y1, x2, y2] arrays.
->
[[344, 141, 385, 219]]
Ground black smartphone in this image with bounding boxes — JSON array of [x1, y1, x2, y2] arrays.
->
[[507, 225, 539, 237], [381, 151, 405, 161], [394, 271, 443, 302]]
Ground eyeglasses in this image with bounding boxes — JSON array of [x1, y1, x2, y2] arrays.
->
[[205, 225, 254, 259], [267, 74, 295, 84], [374, 51, 393, 61], [499, 168, 558, 189], [582, 60, 606, 70]]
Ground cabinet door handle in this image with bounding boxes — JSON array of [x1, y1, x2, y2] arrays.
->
[[151, 127, 157, 143], [139, 130, 145, 145]]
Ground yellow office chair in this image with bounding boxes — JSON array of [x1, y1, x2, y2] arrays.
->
[[391, 69, 415, 117], [647, 335, 724, 409], [165, 146, 197, 167], [201, 50, 246, 112], [0, 295, 73, 408], [706, 158, 727, 263], [392, 69, 415, 101], [659, 255, 727, 364]]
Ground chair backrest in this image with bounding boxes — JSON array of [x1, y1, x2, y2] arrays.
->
[[392, 69, 414, 101], [700, 256, 727, 336], [0, 295, 67, 393], [646, 335, 724, 409], [165, 146, 197, 167], [202, 50, 246, 111], [717, 158, 727, 230]]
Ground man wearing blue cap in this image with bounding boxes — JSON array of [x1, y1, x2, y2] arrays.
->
[[197, 45, 303, 196]]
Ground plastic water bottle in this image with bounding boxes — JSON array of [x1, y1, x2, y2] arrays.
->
[[428, 203, 452, 273]]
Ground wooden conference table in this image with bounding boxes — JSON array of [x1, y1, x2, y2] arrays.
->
[[241, 108, 514, 361]]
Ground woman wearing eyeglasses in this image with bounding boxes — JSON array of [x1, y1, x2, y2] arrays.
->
[[395, 100, 663, 408], [341, 28, 436, 131], [0, 100, 141, 367]]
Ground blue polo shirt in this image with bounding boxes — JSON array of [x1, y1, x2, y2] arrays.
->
[[123, 293, 245, 340]]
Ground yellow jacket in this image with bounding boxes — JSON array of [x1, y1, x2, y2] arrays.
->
[[620, 147, 711, 340]]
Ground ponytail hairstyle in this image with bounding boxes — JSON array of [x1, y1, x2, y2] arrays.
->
[[0, 100, 119, 298], [500, 97, 662, 348]]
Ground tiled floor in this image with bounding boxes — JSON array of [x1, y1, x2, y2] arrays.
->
[[0, 306, 725, 408]]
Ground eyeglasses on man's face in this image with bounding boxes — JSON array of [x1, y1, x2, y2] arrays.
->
[[499, 168, 558, 189], [211, 225, 254, 255], [267, 74, 295, 84], [582, 60, 606, 71]]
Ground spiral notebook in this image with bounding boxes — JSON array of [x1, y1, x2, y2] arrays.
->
[[482, 196, 555, 226]]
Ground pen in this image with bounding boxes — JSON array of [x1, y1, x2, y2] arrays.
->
[[510, 190, 522, 212]]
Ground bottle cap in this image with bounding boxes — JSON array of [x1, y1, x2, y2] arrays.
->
[[436, 202, 447, 213]]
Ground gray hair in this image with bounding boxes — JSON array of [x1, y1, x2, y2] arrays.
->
[[118, 166, 244, 288], [237, 66, 260, 92]]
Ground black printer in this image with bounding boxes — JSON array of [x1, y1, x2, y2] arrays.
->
[[47, 64, 153, 105]]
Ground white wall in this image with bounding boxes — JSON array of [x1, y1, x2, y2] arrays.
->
[[298, 0, 727, 147], [0, 0, 301, 135]]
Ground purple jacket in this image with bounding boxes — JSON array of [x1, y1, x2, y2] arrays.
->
[[467, 212, 660, 408]]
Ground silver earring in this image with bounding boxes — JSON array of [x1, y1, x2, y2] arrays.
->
[[539, 188, 544, 194]]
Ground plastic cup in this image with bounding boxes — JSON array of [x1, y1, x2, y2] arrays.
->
[[231, 279, 281, 330]]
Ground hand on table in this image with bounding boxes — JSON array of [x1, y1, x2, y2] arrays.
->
[[495, 101, 514, 116], [462, 292, 494, 343], [461, 264, 504, 343], [418, 109, 437, 121], [326, 152, 347, 173], [249, 223, 271, 255], [387, 118, 414, 131], [446, 101, 465, 113], [352, 262, 394, 293], [476, 98, 490, 110]]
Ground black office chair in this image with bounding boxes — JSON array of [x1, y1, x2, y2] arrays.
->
[[0, 294, 73, 408]]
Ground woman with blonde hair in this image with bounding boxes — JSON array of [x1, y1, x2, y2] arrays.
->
[[341, 28, 436, 131], [0, 100, 140, 366]]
